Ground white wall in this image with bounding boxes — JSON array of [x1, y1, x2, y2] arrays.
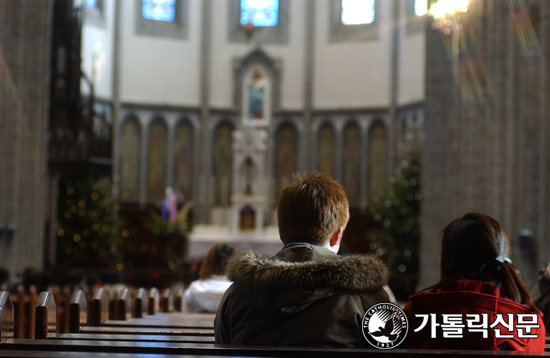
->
[[312, 0, 392, 109], [397, 15, 426, 104], [209, 0, 305, 111], [118, 0, 202, 106], [81, 0, 115, 99], [79, 0, 425, 110]]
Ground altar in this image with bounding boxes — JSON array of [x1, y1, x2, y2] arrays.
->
[[188, 50, 282, 259]]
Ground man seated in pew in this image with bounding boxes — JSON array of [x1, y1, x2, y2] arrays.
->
[[215, 172, 390, 347], [183, 244, 235, 313]]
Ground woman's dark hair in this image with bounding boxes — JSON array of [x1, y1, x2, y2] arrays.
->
[[199, 244, 235, 280], [428, 212, 534, 308]]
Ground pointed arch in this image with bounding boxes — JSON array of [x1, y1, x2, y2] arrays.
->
[[212, 121, 235, 206], [317, 121, 336, 178], [342, 120, 361, 207], [119, 116, 141, 198], [274, 122, 298, 197], [173, 118, 194, 202], [147, 117, 168, 199], [367, 120, 388, 198]]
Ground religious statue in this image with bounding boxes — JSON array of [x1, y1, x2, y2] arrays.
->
[[249, 68, 266, 119]]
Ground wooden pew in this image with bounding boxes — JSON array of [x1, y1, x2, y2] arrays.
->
[[13, 285, 38, 339], [68, 287, 214, 336], [65, 287, 214, 337], [116, 288, 132, 320], [61, 290, 213, 342], [80, 325, 214, 336], [99, 312, 215, 329], [5, 291, 549, 358], [174, 287, 184, 312], [51, 286, 72, 334], [68, 290, 86, 333], [89, 287, 108, 327], [2, 338, 550, 358], [83, 286, 214, 330], [148, 287, 159, 315], [107, 286, 131, 320], [14, 285, 25, 338], [0, 291, 14, 343], [34, 291, 56, 339], [132, 288, 147, 319], [161, 288, 173, 313]]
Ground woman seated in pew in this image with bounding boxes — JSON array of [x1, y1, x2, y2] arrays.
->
[[404, 212, 545, 351], [183, 244, 234, 313]]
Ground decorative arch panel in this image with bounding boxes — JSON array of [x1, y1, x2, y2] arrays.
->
[[119, 116, 141, 200], [342, 121, 361, 207], [367, 121, 388, 199], [173, 119, 194, 202], [147, 117, 168, 200]]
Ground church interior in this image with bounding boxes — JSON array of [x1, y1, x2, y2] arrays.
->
[[1, 0, 550, 302]]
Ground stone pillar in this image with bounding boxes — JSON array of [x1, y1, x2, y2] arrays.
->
[[420, 0, 550, 290], [0, 0, 53, 273]]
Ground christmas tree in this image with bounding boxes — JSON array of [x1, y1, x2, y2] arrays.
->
[[365, 150, 421, 275], [55, 173, 125, 269]]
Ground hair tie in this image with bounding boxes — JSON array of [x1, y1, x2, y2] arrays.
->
[[495, 256, 512, 264]]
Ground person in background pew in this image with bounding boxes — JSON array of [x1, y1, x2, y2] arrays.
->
[[183, 244, 235, 313], [215, 172, 390, 347], [404, 212, 545, 351]]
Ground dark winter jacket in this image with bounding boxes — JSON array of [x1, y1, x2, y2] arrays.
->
[[214, 244, 390, 347], [404, 279, 546, 351]]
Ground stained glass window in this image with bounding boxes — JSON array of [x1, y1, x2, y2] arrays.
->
[[414, 0, 428, 16], [142, 0, 176, 22], [84, 0, 97, 9], [241, 0, 279, 27], [341, 0, 374, 25]]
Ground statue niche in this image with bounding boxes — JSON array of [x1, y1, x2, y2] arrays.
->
[[242, 65, 271, 127], [240, 157, 257, 195]]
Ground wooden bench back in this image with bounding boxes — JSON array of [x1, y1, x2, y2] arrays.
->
[[117, 288, 131, 320], [35, 291, 56, 339], [0, 290, 14, 342], [89, 288, 108, 327], [148, 288, 159, 315], [133, 288, 147, 318], [68, 290, 87, 333], [174, 287, 184, 312], [14, 285, 26, 338], [161, 288, 173, 313]]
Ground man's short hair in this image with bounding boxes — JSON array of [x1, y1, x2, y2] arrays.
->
[[277, 172, 349, 245]]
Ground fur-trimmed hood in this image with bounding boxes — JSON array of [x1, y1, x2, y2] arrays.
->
[[215, 245, 392, 344], [227, 245, 388, 291]]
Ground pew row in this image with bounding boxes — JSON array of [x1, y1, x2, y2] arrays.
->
[[4, 290, 550, 358]]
